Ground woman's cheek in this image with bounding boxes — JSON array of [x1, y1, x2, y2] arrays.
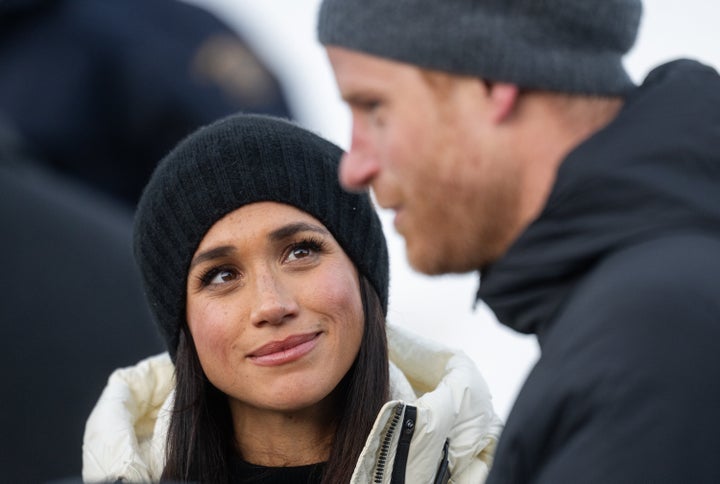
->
[[188, 301, 236, 359], [309, 266, 363, 324]]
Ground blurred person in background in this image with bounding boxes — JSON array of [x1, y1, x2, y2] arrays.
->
[[0, 116, 163, 482], [82, 114, 502, 483], [0, 0, 292, 207], [318, 0, 720, 482], [1, 1, 292, 479]]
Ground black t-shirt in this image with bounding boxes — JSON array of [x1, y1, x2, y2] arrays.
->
[[230, 457, 326, 483]]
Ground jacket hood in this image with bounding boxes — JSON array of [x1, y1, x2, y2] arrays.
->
[[360, 325, 501, 483], [477, 59, 720, 339]]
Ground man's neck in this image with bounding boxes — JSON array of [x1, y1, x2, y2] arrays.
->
[[515, 92, 624, 233]]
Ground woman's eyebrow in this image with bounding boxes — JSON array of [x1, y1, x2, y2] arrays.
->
[[189, 224, 328, 270], [189, 245, 236, 271], [269, 222, 329, 241]]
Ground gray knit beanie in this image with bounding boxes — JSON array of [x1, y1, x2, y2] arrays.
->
[[318, 0, 642, 95], [134, 114, 389, 359]]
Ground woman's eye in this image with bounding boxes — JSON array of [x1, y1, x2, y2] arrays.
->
[[285, 239, 325, 263], [211, 269, 237, 284], [201, 267, 238, 286], [287, 246, 313, 262]]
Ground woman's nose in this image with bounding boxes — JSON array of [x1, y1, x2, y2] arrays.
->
[[249, 272, 299, 327]]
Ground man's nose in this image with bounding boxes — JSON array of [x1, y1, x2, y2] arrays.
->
[[338, 146, 381, 192]]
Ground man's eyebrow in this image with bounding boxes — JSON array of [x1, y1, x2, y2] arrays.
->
[[343, 92, 380, 106], [269, 222, 330, 241], [189, 245, 236, 271]]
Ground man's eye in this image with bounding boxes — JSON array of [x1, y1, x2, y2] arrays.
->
[[350, 98, 381, 114], [361, 100, 381, 112]]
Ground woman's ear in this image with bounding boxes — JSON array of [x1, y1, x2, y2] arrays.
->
[[487, 82, 520, 123]]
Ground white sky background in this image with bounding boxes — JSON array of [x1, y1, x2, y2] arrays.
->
[[186, 0, 720, 420]]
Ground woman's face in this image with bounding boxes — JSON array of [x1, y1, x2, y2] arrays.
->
[[186, 202, 364, 415]]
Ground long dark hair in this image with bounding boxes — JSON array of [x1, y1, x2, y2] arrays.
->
[[161, 275, 390, 483]]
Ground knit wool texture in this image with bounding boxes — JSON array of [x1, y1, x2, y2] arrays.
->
[[318, 0, 642, 95], [134, 114, 389, 359]]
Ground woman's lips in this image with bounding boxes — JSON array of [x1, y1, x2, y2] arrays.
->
[[248, 332, 321, 366]]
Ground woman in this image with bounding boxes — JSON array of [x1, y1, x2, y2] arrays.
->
[[82, 114, 502, 483]]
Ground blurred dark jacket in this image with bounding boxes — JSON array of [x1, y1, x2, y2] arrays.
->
[[0, 119, 163, 482], [0, 0, 292, 206]]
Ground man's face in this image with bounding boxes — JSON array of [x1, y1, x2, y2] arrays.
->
[[327, 46, 523, 274]]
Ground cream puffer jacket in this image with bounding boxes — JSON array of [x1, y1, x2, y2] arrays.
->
[[83, 324, 502, 483]]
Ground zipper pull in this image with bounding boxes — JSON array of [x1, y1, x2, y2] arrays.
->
[[390, 405, 417, 484]]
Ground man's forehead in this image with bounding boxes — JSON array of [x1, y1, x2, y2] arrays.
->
[[326, 46, 423, 90], [326, 45, 389, 70]]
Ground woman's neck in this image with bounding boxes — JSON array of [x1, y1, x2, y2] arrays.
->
[[230, 398, 338, 467]]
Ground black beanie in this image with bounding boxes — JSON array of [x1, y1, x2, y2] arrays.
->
[[134, 114, 389, 359], [318, 0, 642, 96]]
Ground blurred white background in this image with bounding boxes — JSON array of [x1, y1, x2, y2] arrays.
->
[[186, 0, 720, 420]]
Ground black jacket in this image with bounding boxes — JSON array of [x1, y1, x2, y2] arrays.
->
[[481, 60, 720, 483]]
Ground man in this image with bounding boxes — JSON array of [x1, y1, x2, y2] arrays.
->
[[318, 1, 720, 482]]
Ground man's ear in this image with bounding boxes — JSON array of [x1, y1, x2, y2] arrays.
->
[[487, 82, 520, 123]]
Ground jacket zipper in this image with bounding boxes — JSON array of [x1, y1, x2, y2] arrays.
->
[[373, 404, 418, 484], [374, 404, 404, 483]]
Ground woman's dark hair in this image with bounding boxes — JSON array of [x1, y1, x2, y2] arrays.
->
[[161, 275, 390, 483]]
